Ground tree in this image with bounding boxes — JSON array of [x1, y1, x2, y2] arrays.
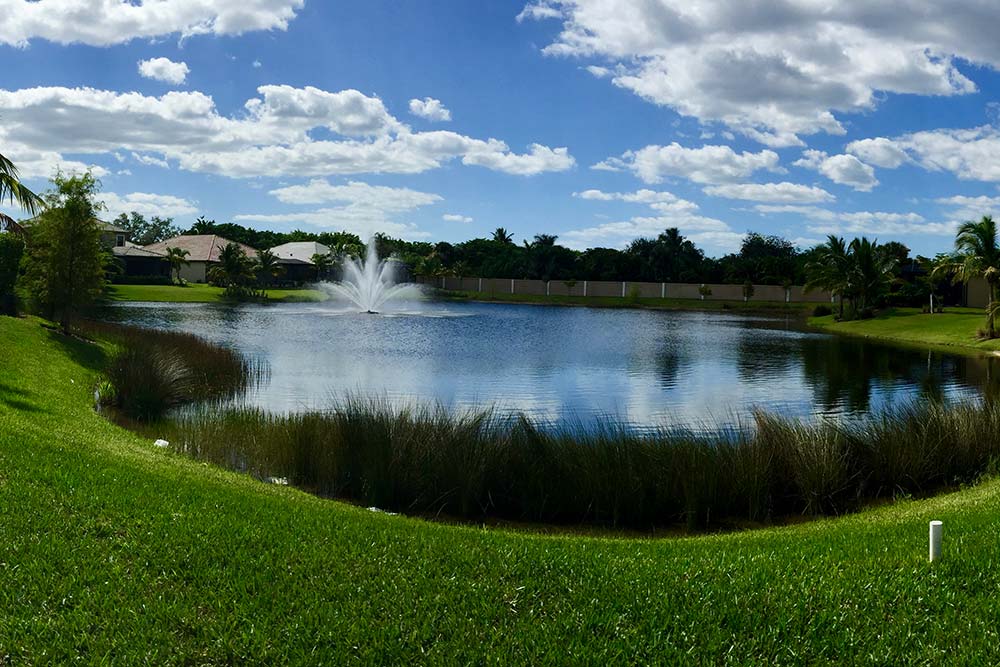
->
[[208, 243, 257, 299], [311, 252, 334, 281], [934, 215, 1000, 337], [22, 172, 106, 333], [188, 216, 216, 235], [805, 236, 852, 318], [492, 227, 514, 244], [256, 248, 284, 287], [113, 211, 180, 245], [164, 246, 190, 284], [848, 237, 898, 313], [0, 233, 24, 315], [0, 152, 44, 232]]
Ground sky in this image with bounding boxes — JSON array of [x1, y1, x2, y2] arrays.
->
[[4, 1, 1000, 257]]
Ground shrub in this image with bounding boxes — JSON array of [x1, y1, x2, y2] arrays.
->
[[812, 304, 833, 317], [0, 233, 24, 316], [111, 274, 173, 285]]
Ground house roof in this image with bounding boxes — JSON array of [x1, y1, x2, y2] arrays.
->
[[144, 235, 258, 262], [113, 241, 165, 258], [269, 241, 331, 265]]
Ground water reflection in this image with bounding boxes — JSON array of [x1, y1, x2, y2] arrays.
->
[[98, 301, 1000, 430]]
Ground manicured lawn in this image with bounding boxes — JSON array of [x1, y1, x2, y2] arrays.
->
[[810, 307, 1000, 352], [105, 283, 327, 303], [4, 314, 1000, 662], [445, 289, 815, 313]]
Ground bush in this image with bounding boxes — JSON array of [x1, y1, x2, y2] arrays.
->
[[812, 304, 832, 317], [0, 233, 25, 316]]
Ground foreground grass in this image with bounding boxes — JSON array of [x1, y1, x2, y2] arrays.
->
[[4, 315, 1000, 662], [810, 307, 1000, 353], [443, 289, 814, 313], [105, 283, 327, 303]]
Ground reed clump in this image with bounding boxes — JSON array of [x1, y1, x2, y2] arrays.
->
[[83, 320, 262, 421], [152, 398, 1000, 531]]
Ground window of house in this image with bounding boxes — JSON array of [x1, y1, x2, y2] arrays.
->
[[116, 234, 125, 247]]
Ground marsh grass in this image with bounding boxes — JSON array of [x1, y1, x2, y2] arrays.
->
[[81, 320, 263, 420], [146, 397, 1000, 531]]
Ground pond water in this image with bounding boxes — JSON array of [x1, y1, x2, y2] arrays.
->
[[101, 300, 1000, 430]]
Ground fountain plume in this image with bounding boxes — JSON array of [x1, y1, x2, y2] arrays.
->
[[322, 241, 421, 313]]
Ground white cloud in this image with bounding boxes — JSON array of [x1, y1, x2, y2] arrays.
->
[[704, 182, 835, 203], [131, 152, 169, 169], [793, 150, 878, 191], [237, 178, 442, 240], [520, 0, 992, 145], [408, 97, 451, 122], [755, 204, 954, 236], [442, 214, 473, 223], [846, 137, 909, 168], [2, 141, 108, 180], [564, 187, 741, 253], [101, 192, 199, 219], [936, 194, 1000, 222], [1, 0, 304, 46], [269, 179, 442, 209], [253, 60, 263, 68], [0, 85, 574, 179], [137, 57, 189, 85], [594, 143, 780, 185]]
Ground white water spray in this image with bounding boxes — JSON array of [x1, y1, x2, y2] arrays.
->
[[322, 242, 422, 313]]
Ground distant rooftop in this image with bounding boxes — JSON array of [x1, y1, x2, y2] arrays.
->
[[269, 241, 331, 265], [144, 235, 258, 262]]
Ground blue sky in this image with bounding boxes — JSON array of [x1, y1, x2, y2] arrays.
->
[[4, 1, 1000, 257]]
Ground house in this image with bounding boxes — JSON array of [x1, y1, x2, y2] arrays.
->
[[269, 241, 332, 282], [112, 242, 171, 279], [99, 221, 129, 249], [144, 235, 258, 283]]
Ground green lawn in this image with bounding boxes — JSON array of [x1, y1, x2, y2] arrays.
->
[[105, 283, 327, 303], [444, 289, 814, 313], [4, 315, 1000, 662], [809, 307, 1000, 352]]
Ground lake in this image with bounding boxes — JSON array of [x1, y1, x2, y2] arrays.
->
[[101, 300, 1000, 429]]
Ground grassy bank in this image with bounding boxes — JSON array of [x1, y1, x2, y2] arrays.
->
[[105, 283, 327, 303], [442, 289, 815, 313], [5, 315, 1000, 662], [810, 307, 1000, 353]]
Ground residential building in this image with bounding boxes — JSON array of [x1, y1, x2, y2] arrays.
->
[[144, 235, 258, 283]]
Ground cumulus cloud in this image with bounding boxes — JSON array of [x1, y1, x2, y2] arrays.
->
[[793, 150, 878, 191], [564, 187, 742, 253], [0, 0, 304, 46], [755, 204, 954, 236], [442, 214, 473, 223], [0, 85, 574, 179], [137, 57, 189, 85], [408, 97, 451, 122], [845, 137, 909, 168], [519, 0, 994, 145], [101, 191, 199, 219], [936, 194, 1000, 222], [593, 143, 780, 185], [236, 178, 442, 240], [704, 182, 835, 203]]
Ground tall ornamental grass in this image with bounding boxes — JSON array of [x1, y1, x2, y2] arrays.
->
[[150, 398, 1000, 531]]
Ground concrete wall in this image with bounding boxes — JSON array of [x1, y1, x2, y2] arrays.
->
[[178, 261, 208, 283], [418, 275, 832, 303]]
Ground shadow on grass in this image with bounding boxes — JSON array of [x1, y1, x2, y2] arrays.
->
[[42, 325, 106, 373], [0, 381, 46, 414]]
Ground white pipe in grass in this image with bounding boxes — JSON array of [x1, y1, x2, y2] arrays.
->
[[929, 520, 943, 562]]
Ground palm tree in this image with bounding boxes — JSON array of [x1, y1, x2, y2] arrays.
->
[[189, 216, 215, 235], [934, 215, 1000, 337], [164, 246, 190, 284], [805, 236, 851, 318], [0, 152, 43, 232], [492, 227, 514, 244], [848, 237, 898, 313], [311, 252, 333, 281], [256, 248, 284, 287], [208, 243, 256, 296]]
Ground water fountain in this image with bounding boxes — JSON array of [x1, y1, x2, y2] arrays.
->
[[322, 242, 422, 313]]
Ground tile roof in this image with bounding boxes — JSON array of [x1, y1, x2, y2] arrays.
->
[[143, 235, 258, 262], [269, 241, 331, 264], [112, 242, 166, 258]]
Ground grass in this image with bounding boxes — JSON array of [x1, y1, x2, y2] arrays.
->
[[5, 314, 1000, 661], [443, 289, 815, 313], [150, 398, 1000, 531], [810, 306, 1000, 352], [105, 282, 327, 303]]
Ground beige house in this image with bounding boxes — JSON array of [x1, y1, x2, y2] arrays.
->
[[144, 235, 258, 283]]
